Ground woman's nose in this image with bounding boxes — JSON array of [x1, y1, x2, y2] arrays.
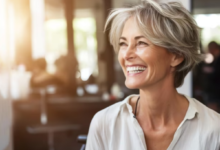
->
[[124, 45, 136, 60]]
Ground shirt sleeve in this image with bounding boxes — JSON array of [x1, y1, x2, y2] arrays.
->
[[85, 111, 106, 150]]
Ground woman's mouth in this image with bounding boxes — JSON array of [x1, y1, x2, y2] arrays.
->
[[126, 66, 146, 75]]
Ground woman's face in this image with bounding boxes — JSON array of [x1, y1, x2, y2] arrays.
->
[[118, 17, 179, 89]]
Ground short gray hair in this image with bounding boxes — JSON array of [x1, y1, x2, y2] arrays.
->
[[105, 0, 203, 87]]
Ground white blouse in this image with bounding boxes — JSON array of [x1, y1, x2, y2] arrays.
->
[[86, 95, 220, 150]]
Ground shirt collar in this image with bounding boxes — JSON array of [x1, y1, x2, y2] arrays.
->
[[122, 94, 138, 115], [122, 94, 198, 120], [182, 95, 198, 120]]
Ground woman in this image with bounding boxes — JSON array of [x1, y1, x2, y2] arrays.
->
[[86, 0, 220, 150]]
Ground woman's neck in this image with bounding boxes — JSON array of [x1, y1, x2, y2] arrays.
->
[[137, 80, 188, 130]]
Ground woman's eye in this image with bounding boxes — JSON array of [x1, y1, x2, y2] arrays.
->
[[119, 42, 127, 47], [137, 41, 148, 46]]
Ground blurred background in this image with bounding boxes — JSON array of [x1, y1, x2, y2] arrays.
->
[[0, 0, 220, 149]]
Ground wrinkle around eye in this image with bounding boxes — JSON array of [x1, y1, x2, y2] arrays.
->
[[119, 42, 128, 50], [135, 41, 148, 48], [137, 41, 148, 46]]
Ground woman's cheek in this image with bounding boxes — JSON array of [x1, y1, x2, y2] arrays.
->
[[136, 46, 149, 53]]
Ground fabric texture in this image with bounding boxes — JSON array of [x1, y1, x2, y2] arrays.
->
[[86, 94, 220, 150]]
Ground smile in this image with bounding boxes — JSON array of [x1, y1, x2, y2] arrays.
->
[[126, 66, 146, 74]]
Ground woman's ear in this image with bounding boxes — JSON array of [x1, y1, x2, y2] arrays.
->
[[170, 54, 184, 67]]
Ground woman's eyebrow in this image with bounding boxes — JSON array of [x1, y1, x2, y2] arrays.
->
[[119, 37, 127, 41], [134, 36, 145, 40], [120, 36, 145, 41]]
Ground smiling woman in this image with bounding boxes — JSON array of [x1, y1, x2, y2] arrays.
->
[[86, 0, 220, 150], [117, 17, 182, 89], [106, 1, 203, 88]]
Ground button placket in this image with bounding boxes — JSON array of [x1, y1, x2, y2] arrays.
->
[[132, 117, 147, 150]]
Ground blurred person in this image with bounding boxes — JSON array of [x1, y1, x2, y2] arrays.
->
[[54, 56, 71, 87], [86, 1, 220, 150], [30, 58, 53, 87], [31, 57, 70, 88], [209, 41, 220, 59], [54, 55, 78, 86], [202, 41, 220, 111], [54, 54, 78, 95]]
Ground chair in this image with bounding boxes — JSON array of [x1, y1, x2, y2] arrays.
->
[[27, 88, 80, 150], [77, 135, 87, 150]]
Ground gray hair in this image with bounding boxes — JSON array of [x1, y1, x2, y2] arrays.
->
[[105, 0, 203, 87]]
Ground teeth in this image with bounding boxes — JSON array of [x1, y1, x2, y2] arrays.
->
[[127, 66, 146, 72]]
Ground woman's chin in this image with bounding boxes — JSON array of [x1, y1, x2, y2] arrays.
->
[[125, 80, 142, 89]]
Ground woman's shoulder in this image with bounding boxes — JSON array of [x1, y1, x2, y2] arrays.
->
[[92, 94, 136, 124], [191, 98, 220, 147], [191, 97, 220, 131], [87, 96, 131, 140], [92, 101, 123, 121], [86, 99, 127, 150], [192, 98, 220, 120]]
